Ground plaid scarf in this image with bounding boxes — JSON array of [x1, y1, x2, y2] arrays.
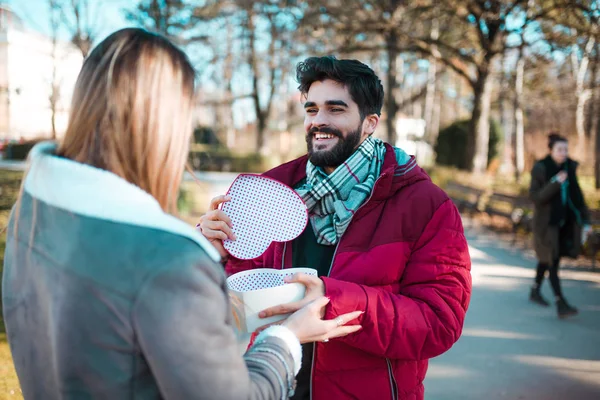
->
[[295, 136, 386, 246]]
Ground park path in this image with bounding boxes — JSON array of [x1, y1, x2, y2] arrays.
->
[[425, 221, 600, 400]]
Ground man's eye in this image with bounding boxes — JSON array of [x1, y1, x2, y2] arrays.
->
[[331, 108, 344, 112], [306, 109, 317, 114]]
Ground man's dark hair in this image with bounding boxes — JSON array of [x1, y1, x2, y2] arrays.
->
[[296, 56, 384, 119], [548, 132, 567, 150]]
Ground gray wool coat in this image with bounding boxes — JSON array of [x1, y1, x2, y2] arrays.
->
[[2, 142, 301, 400]]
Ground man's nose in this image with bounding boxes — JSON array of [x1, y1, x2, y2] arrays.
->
[[311, 110, 329, 128]]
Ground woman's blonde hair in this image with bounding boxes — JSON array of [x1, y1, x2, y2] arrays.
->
[[58, 28, 196, 213]]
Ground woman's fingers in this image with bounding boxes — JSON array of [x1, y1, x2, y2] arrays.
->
[[259, 300, 304, 318], [330, 310, 364, 327], [204, 210, 233, 227], [200, 218, 236, 241], [325, 324, 363, 340], [304, 325, 362, 344], [203, 228, 228, 241], [206, 220, 236, 240], [209, 195, 231, 211], [314, 310, 363, 342]]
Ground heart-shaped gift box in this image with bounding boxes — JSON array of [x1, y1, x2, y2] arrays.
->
[[222, 174, 308, 260], [227, 267, 318, 333]]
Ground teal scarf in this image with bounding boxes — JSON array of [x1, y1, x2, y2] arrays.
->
[[295, 136, 387, 246]]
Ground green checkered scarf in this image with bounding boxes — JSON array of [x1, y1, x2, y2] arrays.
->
[[295, 136, 386, 246]]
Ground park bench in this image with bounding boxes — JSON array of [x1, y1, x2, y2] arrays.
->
[[444, 180, 600, 269], [445, 181, 485, 216], [484, 192, 533, 243]]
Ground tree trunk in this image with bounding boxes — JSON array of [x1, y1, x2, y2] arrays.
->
[[595, 48, 600, 189], [50, 63, 58, 140], [49, 0, 60, 140], [247, 10, 279, 154], [469, 66, 493, 173], [50, 92, 57, 140], [73, 0, 88, 57], [424, 20, 439, 143], [224, 20, 236, 149], [590, 45, 600, 147], [574, 37, 595, 156], [424, 58, 437, 139], [595, 91, 600, 189], [385, 31, 399, 145], [498, 50, 514, 176], [263, 19, 278, 133], [514, 49, 525, 182], [431, 90, 441, 147], [453, 73, 461, 121], [585, 44, 598, 140], [397, 56, 405, 109], [245, 9, 265, 153]]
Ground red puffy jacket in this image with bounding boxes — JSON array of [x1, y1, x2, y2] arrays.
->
[[226, 144, 472, 400]]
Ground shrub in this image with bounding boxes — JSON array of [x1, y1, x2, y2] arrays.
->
[[193, 126, 221, 146], [188, 150, 264, 173], [4, 140, 42, 161], [435, 119, 501, 170]]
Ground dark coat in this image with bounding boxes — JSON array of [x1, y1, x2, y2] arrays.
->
[[529, 158, 589, 264]]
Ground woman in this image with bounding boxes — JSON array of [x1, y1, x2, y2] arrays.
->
[[529, 132, 591, 318], [1, 28, 361, 399]]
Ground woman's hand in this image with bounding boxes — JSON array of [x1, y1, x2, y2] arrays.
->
[[259, 273, 325, 319], [553, 171, 568, 183], [582, 224, 593, 245], [282, 297, 362, 344], [197, 195, 236, 258]]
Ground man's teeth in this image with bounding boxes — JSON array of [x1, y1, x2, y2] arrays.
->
[[315, 133, 335, 140]]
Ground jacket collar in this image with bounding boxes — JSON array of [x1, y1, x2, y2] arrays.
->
[[263, 142, 430, 201], [24, 141, 220, 263]]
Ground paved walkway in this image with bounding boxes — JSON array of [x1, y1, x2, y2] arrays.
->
[[425, 221, 600, 400], [0, 159, 26, 171]]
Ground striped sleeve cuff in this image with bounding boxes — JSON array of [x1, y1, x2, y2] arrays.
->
[[255, 325, 302, 375]]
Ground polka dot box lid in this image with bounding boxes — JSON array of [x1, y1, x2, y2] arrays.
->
[[222, 174, 309, 260]]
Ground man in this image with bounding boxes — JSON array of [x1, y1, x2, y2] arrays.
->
[[199, 56, 472, 400]]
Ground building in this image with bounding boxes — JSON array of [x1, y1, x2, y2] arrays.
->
[[395, 115, 434, 167], [0, 5, 82, 141]]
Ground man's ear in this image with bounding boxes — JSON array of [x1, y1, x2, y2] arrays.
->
[[363, 114, 380, 136]]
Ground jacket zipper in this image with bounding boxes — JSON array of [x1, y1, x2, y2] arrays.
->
[[309, 173, 387, 399], [386, 358, 399, 400], [281, 242, 287, 269]]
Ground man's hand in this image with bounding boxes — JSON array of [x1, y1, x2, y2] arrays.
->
[[197, 195, 236, 258], [259, 273, 326, 319]]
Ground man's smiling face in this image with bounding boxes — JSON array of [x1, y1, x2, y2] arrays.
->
[[303, 79, 371, 172]]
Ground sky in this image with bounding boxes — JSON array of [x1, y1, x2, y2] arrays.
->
[[4, 0, 133, 42]]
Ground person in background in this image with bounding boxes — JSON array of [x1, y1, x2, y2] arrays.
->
[[529, 132, 591, 318], [2, 28, 362, 399], [200, 56, 472, 400]]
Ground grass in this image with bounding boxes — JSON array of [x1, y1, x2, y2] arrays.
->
[[0, 169, 23, 400]]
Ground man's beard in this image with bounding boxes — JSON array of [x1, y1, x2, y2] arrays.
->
[[306, 124, 363, 168]]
